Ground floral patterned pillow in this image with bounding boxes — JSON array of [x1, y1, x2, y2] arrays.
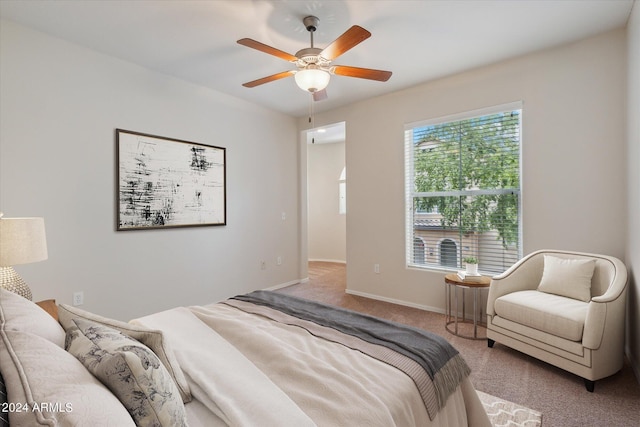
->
[[65, 318, 187, 427], [57, 303, 191, 403]]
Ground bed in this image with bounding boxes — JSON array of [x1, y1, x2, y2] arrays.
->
[[0, 288, 490, 426]]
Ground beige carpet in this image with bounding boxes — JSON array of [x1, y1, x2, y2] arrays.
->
[[478, 390, 542, 426]]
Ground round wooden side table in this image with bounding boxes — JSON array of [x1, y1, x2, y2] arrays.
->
[[444, 273, 491, 340]]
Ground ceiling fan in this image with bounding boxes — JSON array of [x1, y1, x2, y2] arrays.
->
[[237, 16, 392, 101]]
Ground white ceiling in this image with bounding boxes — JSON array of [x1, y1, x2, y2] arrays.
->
[[0, 0, 634, 119]]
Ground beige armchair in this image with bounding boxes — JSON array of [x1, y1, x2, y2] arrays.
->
[[486, 249, 628, 392]]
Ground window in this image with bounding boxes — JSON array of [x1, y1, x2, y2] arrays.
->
[[405, 102, 522, 274], [439, 239, 458, 268], [339, 167, 346, 215], [413, 237, 426, 264]]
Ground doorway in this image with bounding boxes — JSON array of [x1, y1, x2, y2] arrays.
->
[[305, 121, 346, 264]]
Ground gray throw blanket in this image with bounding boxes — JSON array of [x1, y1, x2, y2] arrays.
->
[[232, 290, 471, 420]]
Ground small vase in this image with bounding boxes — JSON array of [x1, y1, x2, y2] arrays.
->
[[466, 263, 478, 275]]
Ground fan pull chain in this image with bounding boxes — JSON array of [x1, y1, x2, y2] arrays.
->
[[308, 93, 315, 129]]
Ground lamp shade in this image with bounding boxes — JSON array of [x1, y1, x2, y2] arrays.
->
[[0, 217, 48, 267], [294, 68, 330, 93]]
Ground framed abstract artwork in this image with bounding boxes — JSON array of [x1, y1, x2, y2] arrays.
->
[[116, 129, 226, 230]]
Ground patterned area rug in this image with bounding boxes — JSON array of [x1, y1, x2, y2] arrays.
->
[[478, 391, 543, 426]]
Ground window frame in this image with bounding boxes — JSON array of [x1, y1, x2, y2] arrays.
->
[[404, 101, 523, 274]]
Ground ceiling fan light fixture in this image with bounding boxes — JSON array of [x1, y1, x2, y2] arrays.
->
[[239, 15, 391, 99], [295, 67, 330, 93]]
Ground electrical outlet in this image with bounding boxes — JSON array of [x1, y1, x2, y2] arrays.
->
[[73, 291, 84, 306], [374, 263, 380, 274], [260, 260, 266, 270], [277, 256, 282, 265]]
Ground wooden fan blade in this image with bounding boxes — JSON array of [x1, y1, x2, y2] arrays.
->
[[313, 89, 328, 102], [319, 25, 371, 61], [332, 65, 392, 82], [237, 38, 298, 62], [242, 70, 295, 88]]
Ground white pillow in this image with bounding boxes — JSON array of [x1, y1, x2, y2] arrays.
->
[[65, 318, 188, 427], [57, 303, 191, 403], [0, 288, 65, 347], [0, 329, 135, 426], [537, 255, 596, 302]]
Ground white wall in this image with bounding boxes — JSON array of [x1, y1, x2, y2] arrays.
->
[[300, 28, 628, 313], [0, 20, 301, 320], [626, 1, 640, 382], [307, 140, 346, 262]]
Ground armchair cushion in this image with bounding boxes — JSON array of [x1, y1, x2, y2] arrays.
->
[[537, 255, 595, 302], [494, 290, 588, 341]]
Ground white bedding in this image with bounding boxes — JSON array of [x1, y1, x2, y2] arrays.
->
[[133, 301, 491, 427]]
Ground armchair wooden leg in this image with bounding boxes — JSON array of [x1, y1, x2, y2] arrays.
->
[[488, 339, 495, 348], [584, 379, 595, 392]]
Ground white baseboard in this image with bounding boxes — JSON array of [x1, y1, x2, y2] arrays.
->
[[265, 278, 309, 291], [345, 289, 446, 315], [267, 282, 450, 317], [308, 258, 346, 264]]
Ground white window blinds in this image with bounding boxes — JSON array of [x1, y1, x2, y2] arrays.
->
[[405, 103, 522, 274]]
